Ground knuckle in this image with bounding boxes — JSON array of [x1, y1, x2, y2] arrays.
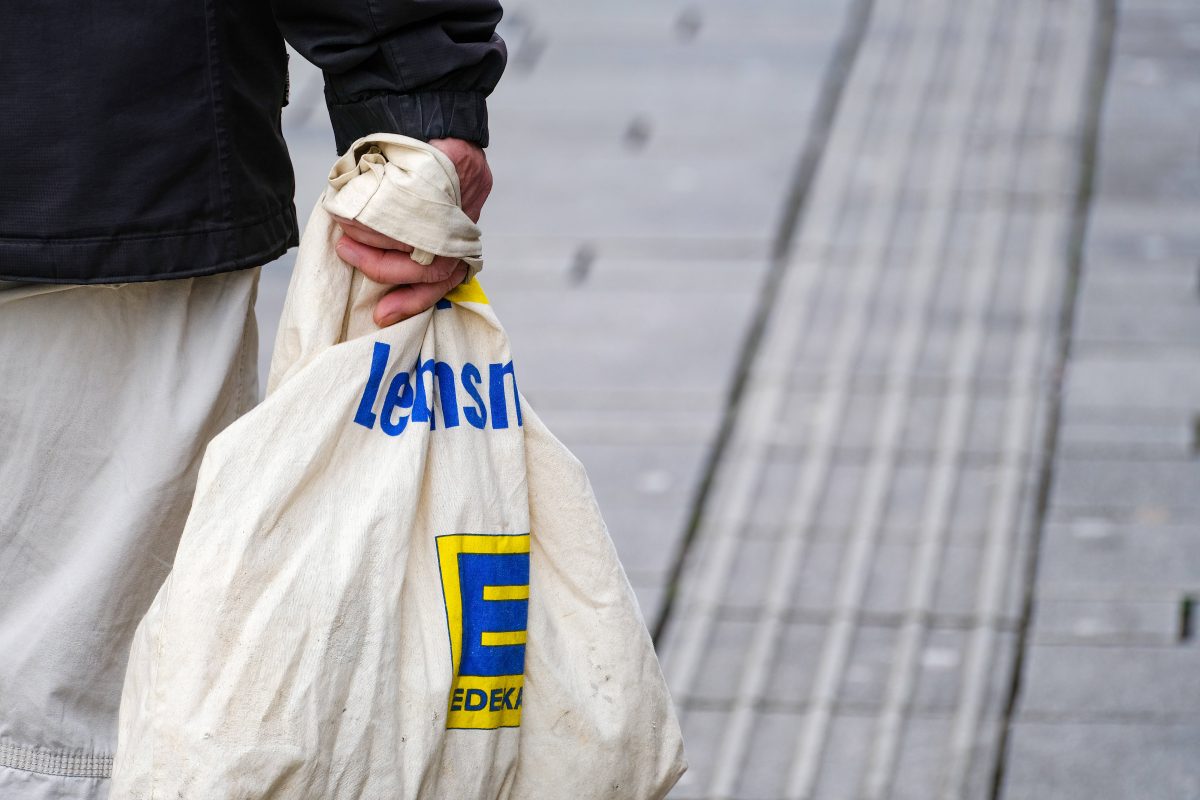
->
[[356, 250, 383, 281]]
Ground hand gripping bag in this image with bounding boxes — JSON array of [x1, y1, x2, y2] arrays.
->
[[110, 134, 686, 799]]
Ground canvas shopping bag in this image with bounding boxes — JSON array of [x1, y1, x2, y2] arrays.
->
[[110, 134, 685, 799]]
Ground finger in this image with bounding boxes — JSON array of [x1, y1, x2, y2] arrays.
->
[[333, 217, 415, 252], [337, 238, 460, 285], [375, 264, 469, 327]]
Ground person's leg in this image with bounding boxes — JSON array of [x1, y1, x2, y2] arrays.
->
[[0, 269, 260, 799]]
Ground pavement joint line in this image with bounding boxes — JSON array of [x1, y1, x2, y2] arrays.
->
[[947, 2, 1100, 797], [692, 606, 1024, 629], [990, 0, 1122, 797], [1014, 713, 1200, 726], [733, 530, 1023, 548], [858, 1, 1053, 795], [734, 447, 1034, 467], [682, 697, 1019, 719]]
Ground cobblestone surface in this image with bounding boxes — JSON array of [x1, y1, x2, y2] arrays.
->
[[262, 0, 1200, 796]]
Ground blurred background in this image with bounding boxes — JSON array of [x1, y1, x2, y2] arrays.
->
[[264, 0, 1200, 797]]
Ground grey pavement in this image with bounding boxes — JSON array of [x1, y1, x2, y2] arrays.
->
[[261, 0, 1200, 797], [1001, 1, 1200, 799]]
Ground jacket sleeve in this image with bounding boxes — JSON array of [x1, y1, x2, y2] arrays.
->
[[270, 0, 506, 152]]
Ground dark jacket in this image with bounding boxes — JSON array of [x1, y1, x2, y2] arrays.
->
[[0, 0, 505, 284]]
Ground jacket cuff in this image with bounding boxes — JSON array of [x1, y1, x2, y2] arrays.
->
[[326, 90, 491, 153]]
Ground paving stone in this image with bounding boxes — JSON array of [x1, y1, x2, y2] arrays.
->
[[1018, 643, 1200, 718], [1058, 407, 1193, 458], [719, 535, 782, 611], [838, 624, 900, 709], [1065, 353, 1200, 411], [861, 543, 917, 616], [1114, 7, 1200, 62], [1078, 268, 1199, 306], [1030, 598, 1181, 645], [1076, 300, 1200, 346], [811, 713, 876, 800], [1086, 199, 1200, 267], [816, 459, 871, 531], [687, 615, 758, 706], [900, 391, 948, 453], [568, 442, 707, 579], [1038, 521, 1200, 592], [838, 391, 888, 451], [889, 715, 955, 800], [765, 621, 827, 709], [798, 710, 1005, 800], [740, 451, 810, 534], [1093, 129, 1200, 206], [949, 461, 1002, 532], [965, 391, 1016, 456], [792, 540, 850, 617], [911, 630, 1018, 715], [495, 285, 760, 395], [486, 150, 795, 242], [527, 400, 719, 449], [1002, 721, 1200, 800], [1049, 457, 1200, 512], [735, 708, 808, 800], [667, 707, 727, 799], [482, 254, 770, 295]]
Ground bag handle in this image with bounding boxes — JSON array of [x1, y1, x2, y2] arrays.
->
[[266, 134, 484, 393]]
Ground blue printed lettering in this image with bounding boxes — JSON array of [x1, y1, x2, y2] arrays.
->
[[458, 552, 529, 677], [353, 342, 522, 435], [461, 363, 487, 429], [379, 371, 414, 436], [353, 341, 391, 429], [464, 689, 488, 712], [488, 361, 522, 430], [411, 358, 438, 428]]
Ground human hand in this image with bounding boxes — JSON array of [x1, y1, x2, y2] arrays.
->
[[333, 137, 492, 327]]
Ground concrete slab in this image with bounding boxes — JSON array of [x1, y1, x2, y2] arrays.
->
[[1019, 643, 1200, 718], [1002, 721, 1200, 800], [1049, 457, 1200, 512], [1038, 521, 1200, 591]]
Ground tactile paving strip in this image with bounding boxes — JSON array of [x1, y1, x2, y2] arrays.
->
[[658, 0, 1099, 797]]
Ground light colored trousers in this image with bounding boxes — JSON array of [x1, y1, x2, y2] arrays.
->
[[0, 270, 260, 799]]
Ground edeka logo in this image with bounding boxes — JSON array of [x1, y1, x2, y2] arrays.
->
[[353, 341, 522, 434], [435, 533, 530, 729]]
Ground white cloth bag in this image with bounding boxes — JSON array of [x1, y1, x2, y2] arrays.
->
[[110, 134, 685, 799]]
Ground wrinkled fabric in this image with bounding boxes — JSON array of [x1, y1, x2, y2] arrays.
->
[[0, 0, 504, 284], [113, 135, 685, 799], [0, 270, 260, 799]]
